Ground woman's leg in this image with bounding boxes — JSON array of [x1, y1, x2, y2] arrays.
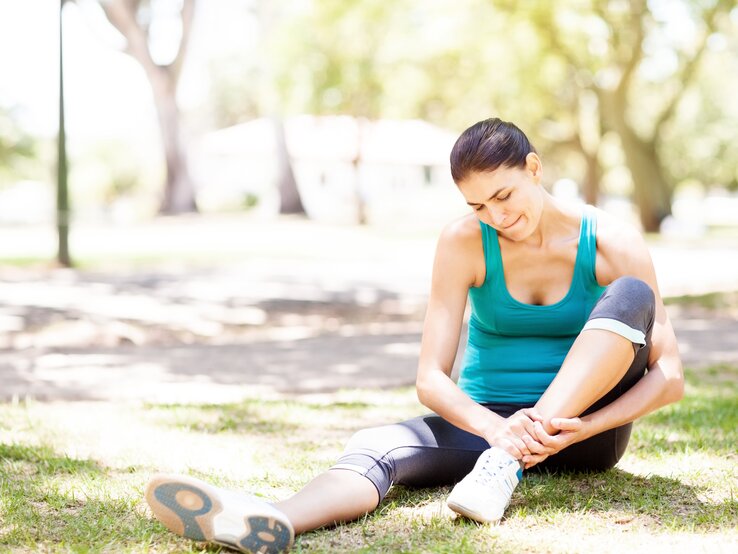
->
[[272, 471, 379, 535], [146, 415, 487, 550], [442, 278, 656, 524], [276, 414, 489, 534], [535, 330, 652, 472], [535, 276, 656, 437]]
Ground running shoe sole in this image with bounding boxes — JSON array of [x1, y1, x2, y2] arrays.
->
[[446, 497, 500, 524], [145, 474, 294, 553]]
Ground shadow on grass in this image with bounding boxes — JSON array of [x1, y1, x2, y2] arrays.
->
[[368, 470, 737, 532], [0, 443, 100, 474], [514, 469, 736, 530], [296, 471, 737, 554], [148, 397, 374, 436], [0, 443, 199, 552]]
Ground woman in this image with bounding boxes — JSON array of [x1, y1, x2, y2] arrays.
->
[[144, 118, 683, 553]]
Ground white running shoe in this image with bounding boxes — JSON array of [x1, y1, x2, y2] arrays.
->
[[145, 474, 294, 553], [446, 447, 523, 524]]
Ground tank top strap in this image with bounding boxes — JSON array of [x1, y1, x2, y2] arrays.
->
[[576, 205, 599, 287], [479, 220, 501, 285], [479, 207, 599, 291]]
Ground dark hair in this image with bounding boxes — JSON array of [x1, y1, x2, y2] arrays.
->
[[450, 118, 537, 183]]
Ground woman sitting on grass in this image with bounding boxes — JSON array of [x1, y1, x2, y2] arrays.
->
[[144, 117, 684, 553]]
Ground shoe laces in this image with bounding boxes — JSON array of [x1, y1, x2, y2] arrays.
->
[[472, 449, 518, 494]]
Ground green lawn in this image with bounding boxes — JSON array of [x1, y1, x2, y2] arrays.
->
[[1, 365, 736, 553]]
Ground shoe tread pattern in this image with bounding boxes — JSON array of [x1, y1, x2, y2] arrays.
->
[[150, 480, 220, 542], [239, 515, 293, 553]]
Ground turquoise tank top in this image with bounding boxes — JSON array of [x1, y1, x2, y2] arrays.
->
[[457, 205, 606, 404]]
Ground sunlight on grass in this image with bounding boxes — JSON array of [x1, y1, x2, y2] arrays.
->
[[629, 365, 737, 461], [0, 368, 736, 552]]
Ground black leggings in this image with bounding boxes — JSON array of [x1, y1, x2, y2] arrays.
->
[[330, 277, 656, 502]]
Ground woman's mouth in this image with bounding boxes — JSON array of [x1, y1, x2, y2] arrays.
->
[[502, 216, 521, 230]]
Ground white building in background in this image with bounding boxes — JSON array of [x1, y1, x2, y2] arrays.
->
[[0, 181, 54, 224], [191, 115, 467, 225]]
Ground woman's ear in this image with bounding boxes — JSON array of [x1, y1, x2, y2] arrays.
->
[[526, 152, 542, 181]]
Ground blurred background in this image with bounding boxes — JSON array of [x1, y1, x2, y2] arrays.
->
[[1, 0, 737, 402]]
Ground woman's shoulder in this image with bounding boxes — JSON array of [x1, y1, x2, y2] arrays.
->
[[435, 214, 486, 287], [438, 213, 483, 251], [591, 206, 652, 279], [591, 206, 644, 247]]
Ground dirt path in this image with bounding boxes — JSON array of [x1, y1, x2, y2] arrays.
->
[[1, 260, 736, 403]]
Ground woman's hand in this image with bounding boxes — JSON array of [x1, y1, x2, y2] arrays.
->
[[482, 408, 554, 460], [520, 415, 593, 469]]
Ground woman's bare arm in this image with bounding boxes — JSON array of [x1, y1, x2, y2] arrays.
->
[[416, 218, 545, 458], [579, 215, 684, 436]]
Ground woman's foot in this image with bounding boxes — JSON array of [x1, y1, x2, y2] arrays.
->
[[446, 447, 523, 523], [145, 473, 294, 553]]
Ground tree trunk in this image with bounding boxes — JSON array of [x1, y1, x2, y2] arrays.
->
[[619, 130, 672, 232], [352, 119, 368, 225], [601, 90, 672, 232], [95, 0, 198, 216], [272, 117, 305, 215], [150, 70, 197, 214], [582, 151, 600, 206]]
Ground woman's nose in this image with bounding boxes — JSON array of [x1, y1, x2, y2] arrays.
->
[[487, 206, 506, 227]]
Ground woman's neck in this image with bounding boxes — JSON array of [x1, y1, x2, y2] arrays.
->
[[519, 193, 582, 249]]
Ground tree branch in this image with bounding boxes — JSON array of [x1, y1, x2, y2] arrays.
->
[[529, 3, 581, 70], [614, 0, 646, 99], [99, 0, 158, 77], [170, 0, 196, 84], [651, 0, 728, 140]]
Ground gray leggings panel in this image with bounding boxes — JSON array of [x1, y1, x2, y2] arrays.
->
[[332, 276, 656, 502]]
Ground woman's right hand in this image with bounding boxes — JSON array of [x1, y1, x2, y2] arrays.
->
[[481, 408, 553, 460]]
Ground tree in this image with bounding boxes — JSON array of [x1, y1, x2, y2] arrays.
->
[[0, 109, 36, 182], [497, 0, 733, 230], [255, 1, 305, 216], [83, 0, 198, 214], [213, 0, 737, 230], [272, 0, 401, 223], [200, 1, 305, 216], [663, 39, 738, 192]]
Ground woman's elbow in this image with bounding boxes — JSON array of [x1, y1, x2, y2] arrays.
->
[[415, 370, 441, 408], [661, 365, 685, 405], [415, 376, 432, 407], [666, 374, 685, 404]]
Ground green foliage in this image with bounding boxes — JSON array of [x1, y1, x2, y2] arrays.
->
[[253, 0, 738, 211], [68, 138, 160, 215], [242, 191, 260, 210], [208, 54, 262, 127], [271, 0, 405, 118], [663, 47, 738, 191], [0, 106, 36, 182]]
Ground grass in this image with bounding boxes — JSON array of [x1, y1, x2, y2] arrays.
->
[[0, 256, 52, 268], [1, 367, 736, 553], [664, 290, 738, 312]]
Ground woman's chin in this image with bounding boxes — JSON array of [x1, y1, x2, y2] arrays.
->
[[499, 216, 525, 237]]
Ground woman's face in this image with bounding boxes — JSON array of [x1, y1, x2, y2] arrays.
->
[[457, 154, 544, 241]]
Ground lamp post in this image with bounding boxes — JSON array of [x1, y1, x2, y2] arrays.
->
[[57, 0, 71, 267]]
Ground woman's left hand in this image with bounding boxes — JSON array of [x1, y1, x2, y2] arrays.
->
[[520, 413, 592, 469]]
